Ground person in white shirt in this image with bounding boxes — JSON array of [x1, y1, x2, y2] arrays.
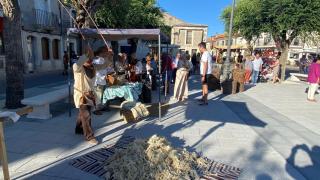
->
[[92, 49, 113, 114], [135, 59, 143, 82], [146, 55, 153, 82], [252, 52, 263, 85], [198, 42, 213, 105]]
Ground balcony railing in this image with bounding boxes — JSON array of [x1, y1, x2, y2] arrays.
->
[[33, 9, 59, 31]]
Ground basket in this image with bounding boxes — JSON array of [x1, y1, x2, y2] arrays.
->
[[120, 109, 136, 123]]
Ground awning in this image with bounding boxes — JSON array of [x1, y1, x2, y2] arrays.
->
[[67, 28, 169, 42], [67, 28, 166, 121], [214, 45, 245, 50]]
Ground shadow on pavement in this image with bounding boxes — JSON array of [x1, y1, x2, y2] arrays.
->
[[286, 144, 320, 180], [5, 75, 310, 180]]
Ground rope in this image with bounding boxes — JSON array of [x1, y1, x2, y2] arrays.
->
[[56, 0, 86, 40], [78, 0, 110, 49]]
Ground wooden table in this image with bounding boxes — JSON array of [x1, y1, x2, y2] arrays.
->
[[0, 107, 32, 180]]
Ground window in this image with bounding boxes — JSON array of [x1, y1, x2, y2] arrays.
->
[[222, 41, 225, 46], [52, 39, 60, 59], [186, 30, 192, 44], [293, 39, 300, 46], [264, 35, 272, 45], [41, 37, 50, 60]]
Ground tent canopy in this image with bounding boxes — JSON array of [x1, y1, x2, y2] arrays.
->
[[67, 28, 167, 41]]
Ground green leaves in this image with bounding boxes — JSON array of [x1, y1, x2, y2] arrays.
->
[[94, 0, 164, 29], [221, 0, 320, 45]]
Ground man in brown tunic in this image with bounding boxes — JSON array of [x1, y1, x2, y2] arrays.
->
[[73, 46, 113, 144]]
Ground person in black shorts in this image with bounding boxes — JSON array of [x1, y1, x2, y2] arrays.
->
[[198, 42, 213, 105]]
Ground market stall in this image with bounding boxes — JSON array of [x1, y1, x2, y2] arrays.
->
[[67, 28, 164, 120]]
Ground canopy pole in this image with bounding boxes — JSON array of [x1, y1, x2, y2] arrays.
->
[[158, 34, 161, 121], [67, 33, 71, 118], [165, 43, 169, 99]]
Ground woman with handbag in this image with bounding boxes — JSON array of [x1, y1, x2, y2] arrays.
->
[[173, 53, 190, 102]]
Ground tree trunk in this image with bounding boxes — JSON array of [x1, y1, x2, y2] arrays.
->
[[279, 44, 289, 81], [75, 0, 92, 28], [246, 41, 253, 55], [1, 0, 25, 109]]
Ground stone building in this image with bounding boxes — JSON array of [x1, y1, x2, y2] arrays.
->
[[208, 33, 319, 64], [1, 0, 78, 75], [163, 12, 208, 55]]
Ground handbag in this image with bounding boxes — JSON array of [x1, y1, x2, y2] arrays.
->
[[107, 74, 118, 86]]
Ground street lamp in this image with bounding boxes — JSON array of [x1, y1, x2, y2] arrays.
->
[[221, 0, 236, 83]]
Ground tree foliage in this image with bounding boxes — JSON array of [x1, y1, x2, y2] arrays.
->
[[94, 0, 169, 35], [221, 0, 320, 80]]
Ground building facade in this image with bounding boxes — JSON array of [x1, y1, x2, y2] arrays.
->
[[1, 0, 78, 75], [163, 13, 208, 55], [208, 33, 319, 64]]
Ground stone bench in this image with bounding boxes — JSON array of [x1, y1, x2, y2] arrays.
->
[[21, 88, 72, 119], [289, 73, 308, 82]]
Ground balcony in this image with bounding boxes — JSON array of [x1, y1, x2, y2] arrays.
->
[[33, 9, 59, 31]]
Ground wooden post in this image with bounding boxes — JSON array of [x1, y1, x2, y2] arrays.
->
[[0, 120, 9, 180], [0, 107, 32, 180]]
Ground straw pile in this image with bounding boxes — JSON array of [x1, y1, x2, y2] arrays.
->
[[104, 135, 209, 180]]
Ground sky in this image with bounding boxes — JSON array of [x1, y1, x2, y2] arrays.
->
[[157, 0, 231, 37]]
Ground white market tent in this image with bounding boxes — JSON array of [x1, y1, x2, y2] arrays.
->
[[68, 28, 165, 41], [67, 28, 165, 120]]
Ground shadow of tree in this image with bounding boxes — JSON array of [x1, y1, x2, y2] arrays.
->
[[286, 144, 320, 180]]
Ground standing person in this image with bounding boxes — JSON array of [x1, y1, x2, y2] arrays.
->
[[135, 59, 143, 82], [172, 53, 181, 83], [63, 51, 69, 76], [196, 52, 201, 74], [271, 57, 281, 84], [92, 47, 113, 115], [198, 42, 212, 105], [186, 53, 193, 76], [173, 53, 190, 101], [71, 51, 78, 68], [161, 53, 173, 94], [307, 57, 320, 102], [184, 51, 193, 77], [251, 52, 263, 85], [244, 55, 253, 84], [238, 52, 244, 63], [115, 53, 129, 81], [306, 56, 313, 73], [300, 55, 307, 74], [73, 46, 113, 145], [191, 53, 197, 74], [146, 55, 154, 83]]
